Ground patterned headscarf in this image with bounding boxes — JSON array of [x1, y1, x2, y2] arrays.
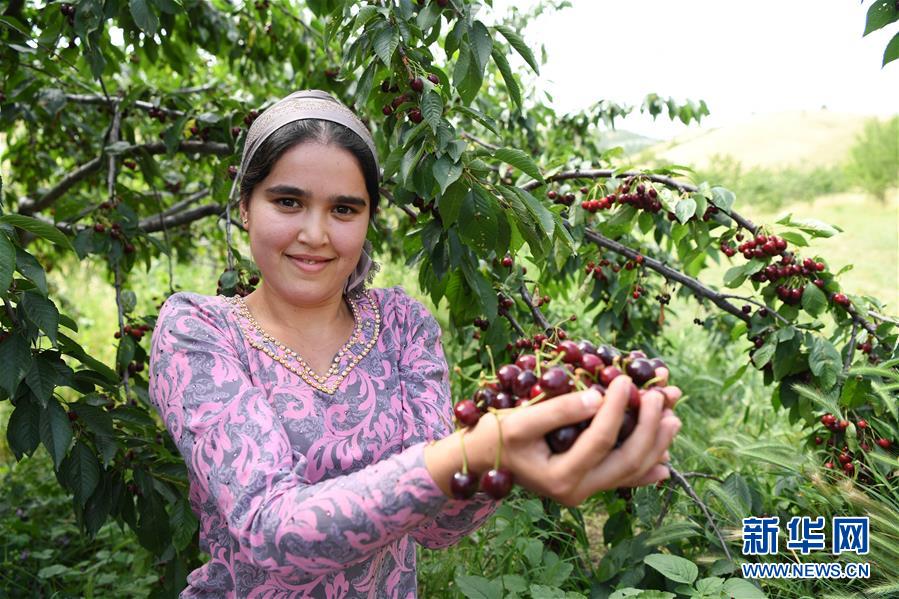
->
[[233, 90, 380, 297]]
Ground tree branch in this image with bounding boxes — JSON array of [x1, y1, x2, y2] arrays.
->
[[141, 203, 223, 232], [522, 169, 759, 233], [843, 320, 860, 375], [18, 141, 230, 214], [518, 283, 552, 331], [501, 308, 526, 337], [138, 189, 210, 229], [668, 465, 734, 562], [461, 131, 500, 152], [583, 228, 750, 323], [718, 294, 791, 326]]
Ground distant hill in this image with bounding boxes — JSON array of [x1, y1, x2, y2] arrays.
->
[[642, 110, 884, 170], [595, 129, 659, 156]]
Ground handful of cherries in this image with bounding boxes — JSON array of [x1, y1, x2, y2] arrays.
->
[[450, 339, 671, 500]]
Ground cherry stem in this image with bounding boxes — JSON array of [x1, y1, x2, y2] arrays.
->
[[485, 344, 497, 379], [453, 365, 482, 385], [487, 409, 504, 470], [458, 430, 469, 475]]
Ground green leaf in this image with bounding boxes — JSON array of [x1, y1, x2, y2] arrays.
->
[[117, 335, 136, 375], [512, 188, 554, 237], [433, 157, 462, 194], [493, 147, 543, 182], [372, 23, 399, 66], [17, 247, 49, 296], [494, 24, 540, 74], [810, 337, 841, 389], [461, 186, 500, 253], [864, 0, 899, 36], [454, 574, 503, 599], [723, 264, 748, 288], [0, 214, 74, 252], [674, 197, 696, 224], [789, 217, 840, 238], [170, 498, 199, 551], [421, 89, 443, 133], [468, 21, 493, 72], [643, 553, 698, 584], [491, 47, 521, 111], [753, 334, 778, 369], [21, 290, 59, 346], [710, 186, 735, 212], [0, 233, 13, 294], [7, 396, 40, 459], [38, 564, 69, 579], [25, 352, 61, 408], [455, 105, 499, 135], [884, 31, 899, 66], [438, 180, 468, 225], [40, 398, 73, 469], [416, 1, 441, 31], [801, 283, 827, 317], [779, 231, 808, 247], [62, 440, 100, 507], [0, 332, 31, 398], [722, 578, 767, 598], [129, 0, 159, 36]]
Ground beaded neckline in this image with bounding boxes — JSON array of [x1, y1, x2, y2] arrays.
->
[[226, 291, 381, 394]]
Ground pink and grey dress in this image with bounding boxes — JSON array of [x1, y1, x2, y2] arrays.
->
[[148, 287, 496, 598]]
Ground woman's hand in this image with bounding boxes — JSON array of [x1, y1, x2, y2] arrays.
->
[[466, 374, 682, 507]]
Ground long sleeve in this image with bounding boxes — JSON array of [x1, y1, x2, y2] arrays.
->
[[395, 291, 497, 549], [148, 293, 453, 580]]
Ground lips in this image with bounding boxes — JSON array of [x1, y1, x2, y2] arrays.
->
[[288, 254, 334, 264], [287, 254, 334, 273]]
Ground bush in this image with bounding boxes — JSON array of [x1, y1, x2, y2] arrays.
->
[[693, 155, 850, 210], [846, 116, 899, 202]]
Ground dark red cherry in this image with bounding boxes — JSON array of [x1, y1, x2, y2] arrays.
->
[[546, 425, 582, 453], [628, 384, 642, 410], [489, 392, 515, 410], [616, 409, 637, 445], [480, 468, 514, 499], [648, 357, 666, 370], [576, 340, 597, 355], [581, 353, 604, 376], [450, 471, 478, 499], [497, 364, 521, 391], [539, 367, 572, 398], [515, 354, 538, 371], [474, 387, 497, 408], [625, 358, 656, 386], [453, 400, 480, 427], [556, 340, 582, 364], [599, 366, 622, 386], [596, 345, 619, 366], [512, 370, 538, 397]]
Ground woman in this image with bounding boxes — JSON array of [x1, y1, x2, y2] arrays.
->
[[149, 90, 682, 598]]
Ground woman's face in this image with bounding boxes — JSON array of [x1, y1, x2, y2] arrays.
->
[[240, 141, 370, 307]]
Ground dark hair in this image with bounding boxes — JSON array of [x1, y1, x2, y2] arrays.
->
[[239, 119, 380, 214]]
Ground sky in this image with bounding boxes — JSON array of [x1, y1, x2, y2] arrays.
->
[[488, 0, 897, 139]]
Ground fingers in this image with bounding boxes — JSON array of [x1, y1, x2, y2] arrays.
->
[[630, 463, 671, 487], [553, 376, 632, 475], [620, 409, 680, 486], [654, 367, 669, 386], [570, 389, 666, 493], [656, 385, 682, 409], [505, 387, 603, 439]]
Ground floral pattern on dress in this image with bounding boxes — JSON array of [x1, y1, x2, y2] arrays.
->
[[149, 286, 496, 598]]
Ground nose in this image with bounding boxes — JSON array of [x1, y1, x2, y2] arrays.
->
[[295, 209, 329, 248]]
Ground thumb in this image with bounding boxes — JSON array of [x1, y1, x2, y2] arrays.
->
[[510, 387, 603, 436]]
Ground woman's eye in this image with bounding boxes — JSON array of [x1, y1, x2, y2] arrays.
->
[[334, 205, 357, 215], [277, 198, 299, 208]]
